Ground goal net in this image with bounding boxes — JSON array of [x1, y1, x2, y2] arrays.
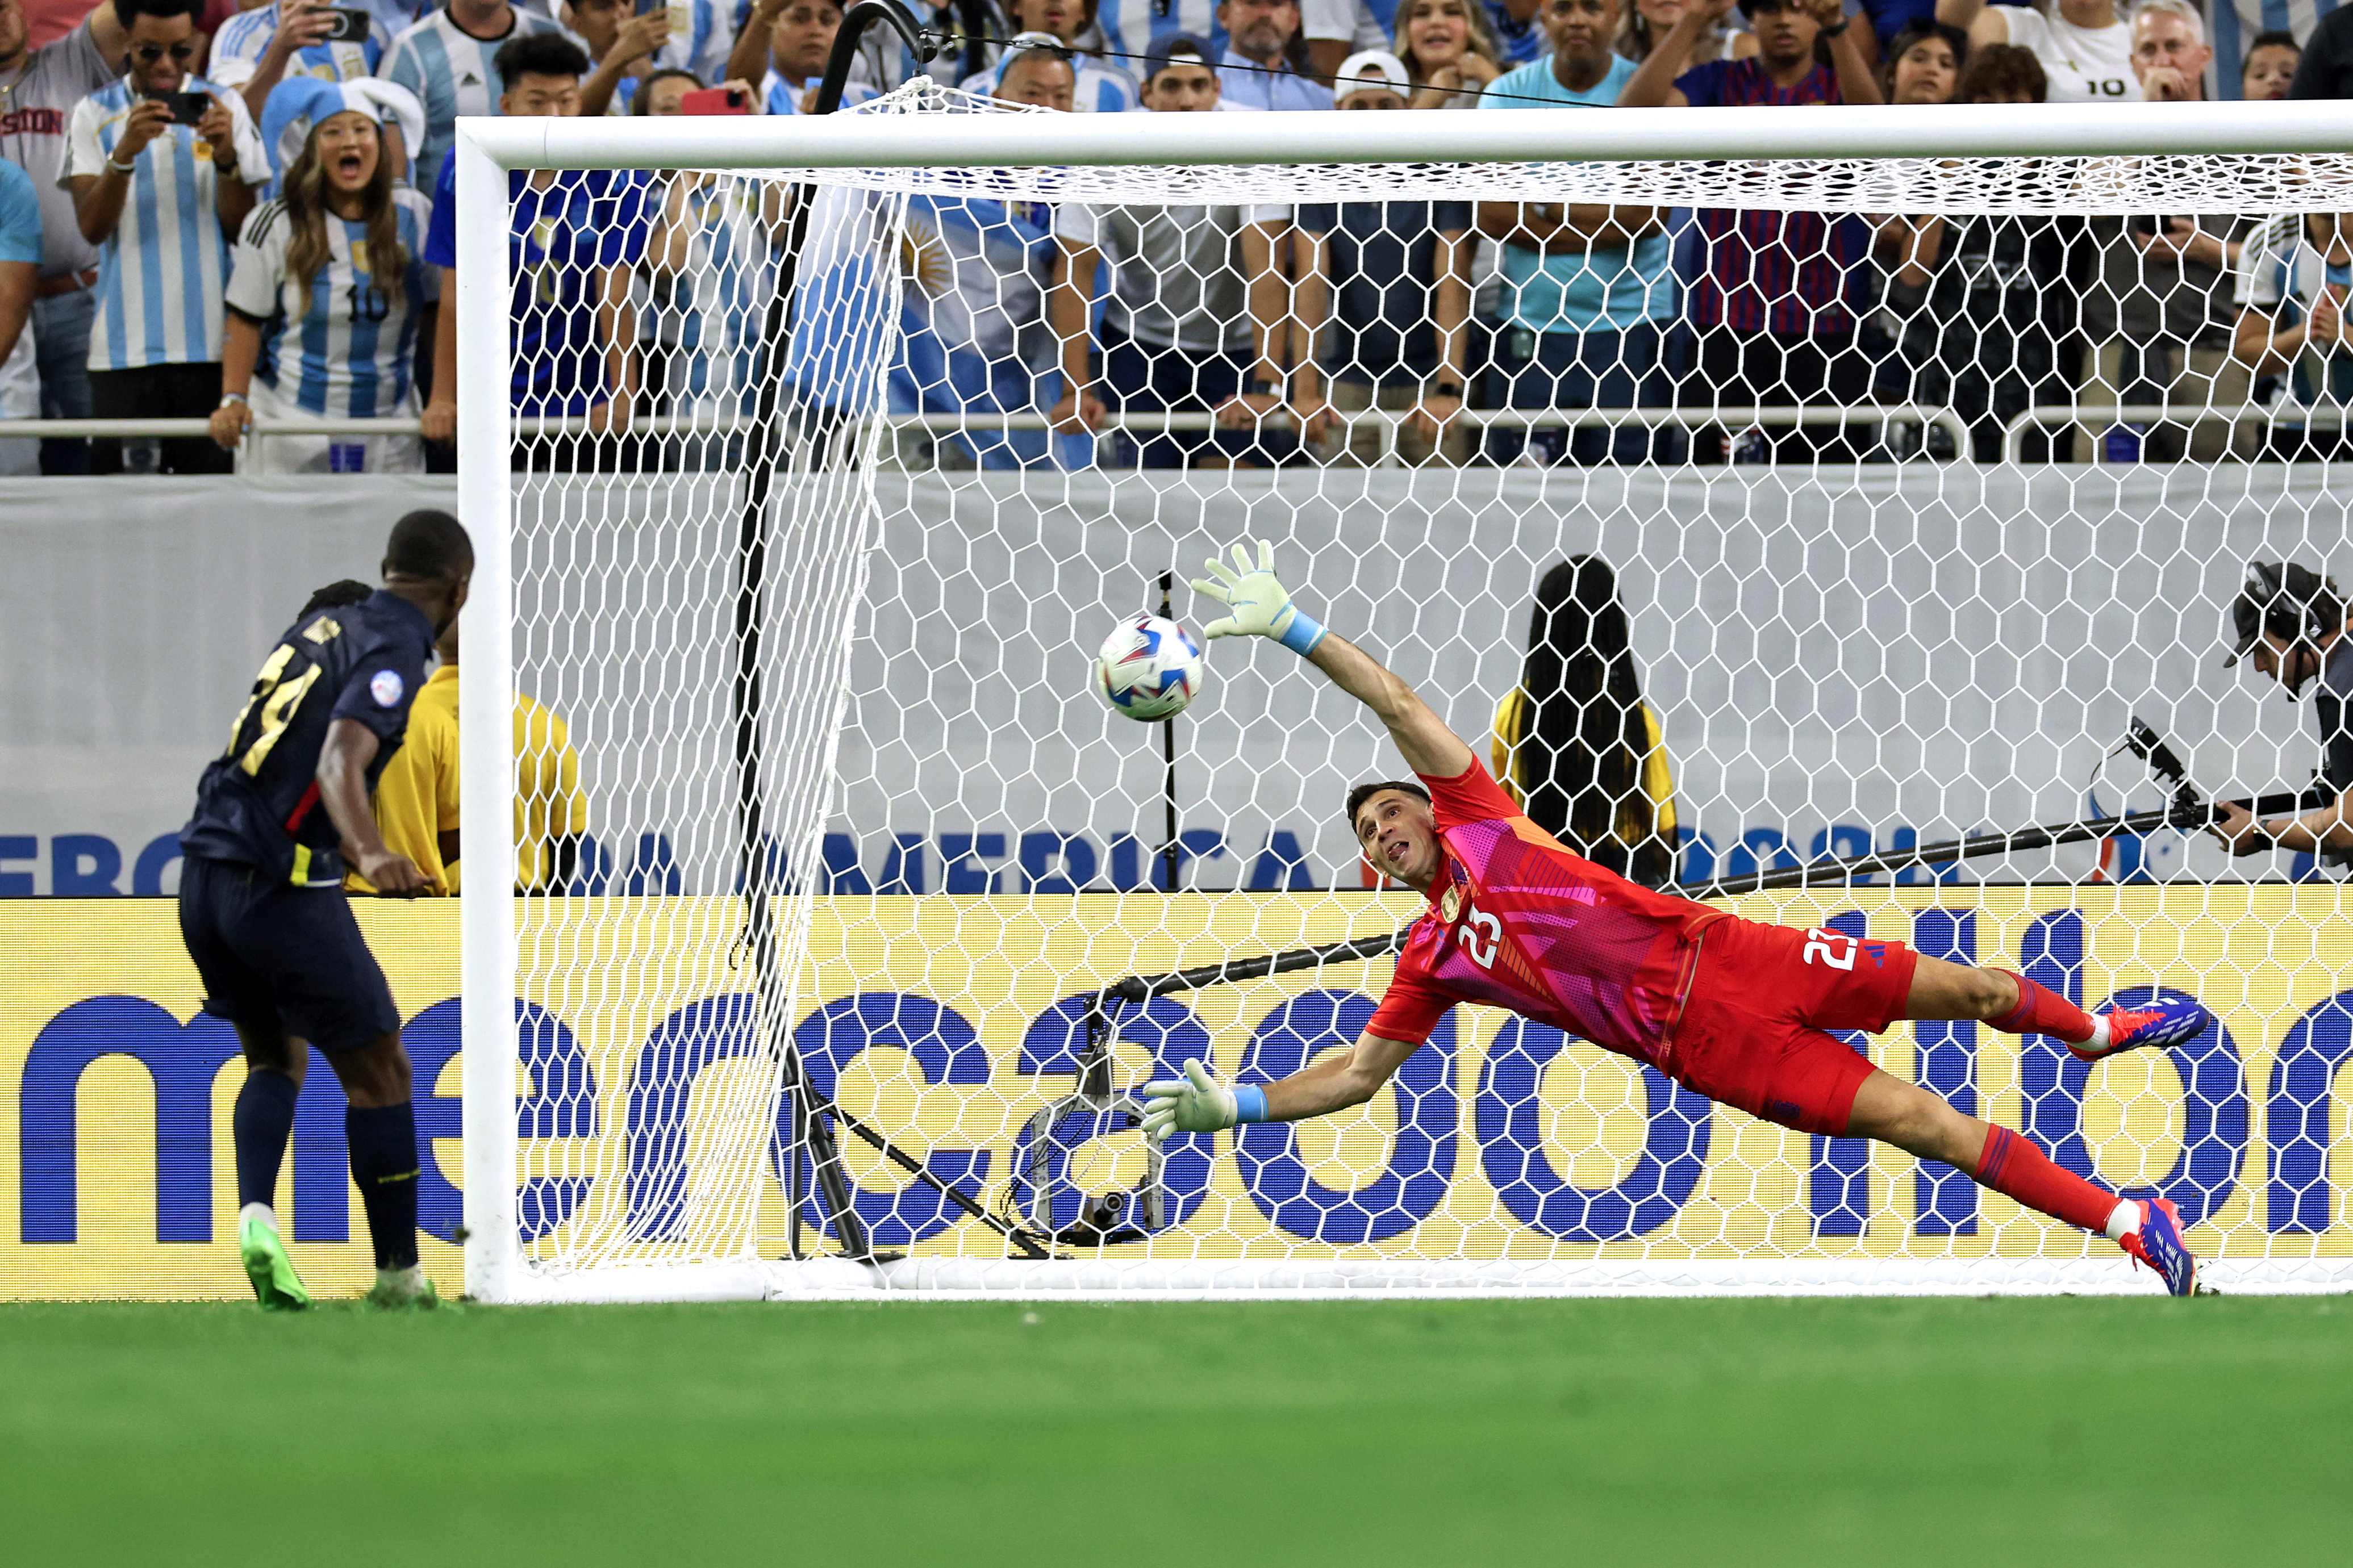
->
[[456, 85, 2353, 1302]]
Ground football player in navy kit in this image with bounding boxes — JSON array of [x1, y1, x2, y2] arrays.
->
[[178, 509, 470, 1309]]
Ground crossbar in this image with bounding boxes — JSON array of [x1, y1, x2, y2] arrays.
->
[[457, 99, 2353, 172]]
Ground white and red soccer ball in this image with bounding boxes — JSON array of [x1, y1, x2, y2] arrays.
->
[[1093, 614, 1205, 722]]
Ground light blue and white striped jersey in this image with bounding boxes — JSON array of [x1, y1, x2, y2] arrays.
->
[[759, 69, 879, 112], [224, 186, 439, 416], [647, 0, 739, 89], [1088, 0, 1222, 74], [639, 174, 778, 416], [380, 6, 568, 194], [583, 1, 739, 115], [2218, 0, 2335, 101], [65, 75, 273, 370], [0, 158, 42, 423], [358, 0, 560, 40], [208, 6, 383, 93], [957, 51, 1138, 112], [2235, 211, 2353, 409]]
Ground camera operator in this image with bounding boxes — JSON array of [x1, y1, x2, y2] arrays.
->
[[2209, 561, 2353, 866]]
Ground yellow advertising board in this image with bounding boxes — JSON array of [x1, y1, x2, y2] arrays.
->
[[2, 888, 2349, 1300]]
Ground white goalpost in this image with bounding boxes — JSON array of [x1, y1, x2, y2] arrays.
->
[[457, 90, 2353, 1303]]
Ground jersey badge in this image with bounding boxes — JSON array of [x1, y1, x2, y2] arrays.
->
[[1438, 885, 1462, 924], [370, 669, 405, 707]]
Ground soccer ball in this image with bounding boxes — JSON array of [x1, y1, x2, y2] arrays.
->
[[1092, 615, 1205, 722]]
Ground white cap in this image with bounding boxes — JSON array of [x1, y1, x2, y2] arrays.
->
[[1334, 48, 1410, 101]]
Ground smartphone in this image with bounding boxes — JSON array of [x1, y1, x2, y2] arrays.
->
[[2127, 214, 2186, 238], [322, 7, 370, 42], [151, 90, 210, 126], [679, 86, 751, 115]]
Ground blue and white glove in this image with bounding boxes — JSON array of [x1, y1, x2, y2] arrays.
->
[[1140, 1058, 1267, 1144], [1190, 540, 1326, 657]]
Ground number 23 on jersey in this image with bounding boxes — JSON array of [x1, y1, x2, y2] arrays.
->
[[1441, 884, 1501, 970]]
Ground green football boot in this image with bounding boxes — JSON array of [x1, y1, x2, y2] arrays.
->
[[364, 1268, 440, 1310], [239, 1212, 311, 1312]]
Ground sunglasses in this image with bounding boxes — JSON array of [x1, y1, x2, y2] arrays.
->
[[132, 40, 199, 63]]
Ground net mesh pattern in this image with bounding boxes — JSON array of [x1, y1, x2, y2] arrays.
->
[[489, 86, 2353, 1296]]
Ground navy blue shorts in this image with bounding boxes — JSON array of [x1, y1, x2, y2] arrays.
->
[[177, 855, 400, 1051]]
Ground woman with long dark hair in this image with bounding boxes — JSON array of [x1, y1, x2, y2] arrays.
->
[[1490, 556, 1679, 885], [211, 78, 433, 473]]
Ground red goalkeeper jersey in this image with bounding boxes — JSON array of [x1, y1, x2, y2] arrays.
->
[[1366, 759, 1728, 1068]]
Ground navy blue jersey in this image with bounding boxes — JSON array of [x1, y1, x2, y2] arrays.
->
[[181, 589, 434, 885]]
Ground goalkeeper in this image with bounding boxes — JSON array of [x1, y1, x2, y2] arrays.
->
[[1152, 542, 2213, 1295]]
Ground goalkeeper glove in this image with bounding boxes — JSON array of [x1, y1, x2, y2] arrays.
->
[[1190, 539, 1326, 656], [1140, 1058, 1268, 1143]]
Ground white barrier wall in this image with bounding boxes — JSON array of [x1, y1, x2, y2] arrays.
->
[[0, 467, 2342, 895]]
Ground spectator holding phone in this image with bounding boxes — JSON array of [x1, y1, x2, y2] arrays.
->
[[630, 66, 787, 469], [727, 0, 871, 113], [570, 0, 737, 115], [65, 0, 270, 473], [380, 0, 565, 193], [0, 0, 137, 473], [211, 0, 379, 125], [570, 0, 672, 115], [210, 78, 433, 470]]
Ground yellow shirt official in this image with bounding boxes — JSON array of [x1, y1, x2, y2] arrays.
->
[[1490, 686, 1679, 852], [347, 665, 588, 893]]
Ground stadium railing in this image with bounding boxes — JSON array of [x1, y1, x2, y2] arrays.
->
[[0, 403, 1975, 469], [1997, 404, 2353, 464], [45, 404, 2353, 469]]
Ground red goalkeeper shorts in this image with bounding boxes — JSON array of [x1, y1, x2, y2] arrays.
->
[[1664, 915, 1918, 1136]]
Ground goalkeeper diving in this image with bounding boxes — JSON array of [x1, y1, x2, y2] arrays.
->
[[1148, 542, 2213, 1295]]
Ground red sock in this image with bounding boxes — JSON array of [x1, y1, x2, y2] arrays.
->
[[1987, 970, 2095, 1044], [1973, 1126, 2119, 1234]]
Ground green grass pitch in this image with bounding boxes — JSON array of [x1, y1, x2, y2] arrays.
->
[[4, 1296, 2348, 1565]]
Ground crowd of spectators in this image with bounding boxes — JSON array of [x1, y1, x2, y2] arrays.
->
[[1, 0, 2349, 474]]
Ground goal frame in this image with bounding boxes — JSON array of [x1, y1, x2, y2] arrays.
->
[[453, 99, 2353, 1304]]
